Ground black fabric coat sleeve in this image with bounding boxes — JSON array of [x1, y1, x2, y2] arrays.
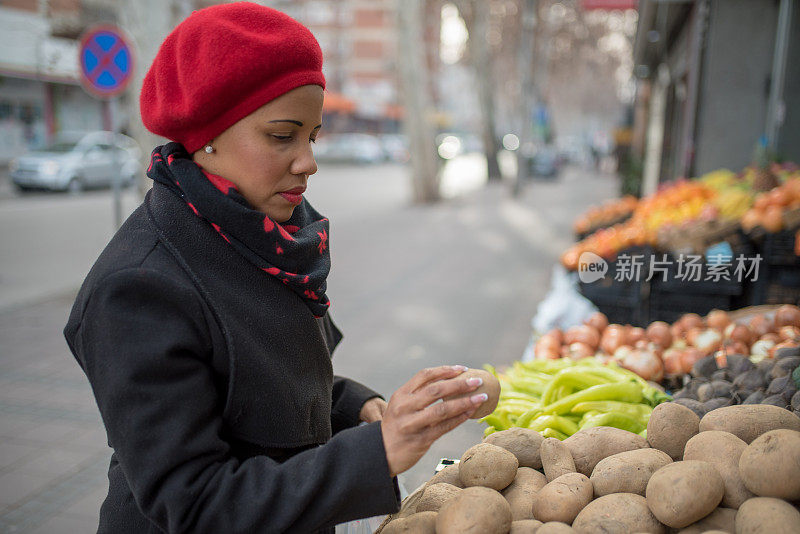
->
[[71, 268, 400, 533], [331, 377, 383, 434]]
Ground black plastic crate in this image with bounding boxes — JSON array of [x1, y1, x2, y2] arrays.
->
[[744, 264, 800, 306], [649, 292, 737, 324], [587, 294, 649, 327], [762, 230, 799, 266], [650, 258, 744, 296]]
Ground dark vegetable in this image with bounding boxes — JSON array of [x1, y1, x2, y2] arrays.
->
[[703, 397, 733, 412], [793, 391, 800, 412], [757, 359, 776, 376], [673, 398, 706, 417], [698, 381, 733, 402], [711, 369, 730, 382], [761, 394, 789, 409], [672, 388, 694, 400], [775, 346, 800, 359], [726, 355, 755, 376], [771, 357, 800, 379], [743, 390, 766, 404], [794, 365, 800, 389], [767, 375, 797, 399], [692, 356, 718, 378], [733, 369, 768, 392]]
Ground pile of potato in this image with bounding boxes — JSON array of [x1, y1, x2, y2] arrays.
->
[[377, 404, 800, 533]]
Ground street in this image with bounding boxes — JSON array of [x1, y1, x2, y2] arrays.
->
[[0, 160, 618, 532]]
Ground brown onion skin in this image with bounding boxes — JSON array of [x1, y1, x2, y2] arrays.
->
[[778, 326, 800, 343], [584, 312, 609, 333], [681, 313, 705, 331], [679, 347, 703, 374], [662, 348, 684, 375], [564, 325, 601, 350], [547, 328, 564, 345], [775, 304, 800, 328], [565, 342, 594, 360], [535, 335, 562, 359], [759, 333, 780, 344], [749, 315, 775, 338], [726, 324, 755, 347], [646, 321, 673, 348], [626, 326, 647, 345], [770, 339, 799, 357], [600, 325, 627, 354], [620, 349, 664, 382], [685, 327, 703, 347], [707, 309, 732, 331]]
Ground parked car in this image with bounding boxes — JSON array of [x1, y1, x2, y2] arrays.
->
[[9, 131, 142, 193], [312, 133, 385, 164], [378, 133, 410, 163], [528, 146, 561, 179]]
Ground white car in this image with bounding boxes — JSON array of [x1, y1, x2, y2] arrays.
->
[[9, 131, 142, 193]]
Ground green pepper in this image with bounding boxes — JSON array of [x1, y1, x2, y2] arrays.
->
[[528, 415, 579, 436], [484, 426, 497, 437], [541, 381, 643, 415], [571, 401, 653, 421], [579, 412, 646, 434], [515, 407, 543, 429], [541, 427, 568, 440], [639, 428, 648, 439], [481, 413, 511, 431], [540, 369, 609, 406]]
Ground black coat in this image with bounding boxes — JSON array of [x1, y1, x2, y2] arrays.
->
[[64, 182, 400, 533]]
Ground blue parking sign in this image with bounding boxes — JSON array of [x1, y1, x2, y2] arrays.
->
[[79, 25, 135, 98]]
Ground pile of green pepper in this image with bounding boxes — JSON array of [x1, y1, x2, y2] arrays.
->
[[482, 358, 672, 439]]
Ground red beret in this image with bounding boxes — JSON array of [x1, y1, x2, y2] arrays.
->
[[140, 2, 325, 153]]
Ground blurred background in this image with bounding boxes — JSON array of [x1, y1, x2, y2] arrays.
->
[[0, 0, 798, 532]]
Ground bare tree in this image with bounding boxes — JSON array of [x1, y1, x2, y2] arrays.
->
[[455, 0, 503, 182], [396, 0, 441, 203]]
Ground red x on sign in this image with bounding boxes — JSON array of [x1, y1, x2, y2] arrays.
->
[[79, 25, 135, 98]]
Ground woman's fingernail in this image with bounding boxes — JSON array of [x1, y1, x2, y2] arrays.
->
[[471, 393, 488, 404], [451, 365, 468, 372], [466, 377, 483, 387]]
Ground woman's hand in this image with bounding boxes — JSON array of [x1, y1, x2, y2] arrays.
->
[[359, 397, 387, 423], [380, 365, 487, 477]]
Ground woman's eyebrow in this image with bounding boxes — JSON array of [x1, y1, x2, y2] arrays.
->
[[268, 120, 323, 130]]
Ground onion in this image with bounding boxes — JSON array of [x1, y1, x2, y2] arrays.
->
[[626, 326, 647, 345], [680, 348, 703, 374], [564, 325, 601, 350], [751, 339, 775, 359], [694, 328, 723, 356], [775, 305, 800, 328], [662, 348, 684, 375], [707, 309, 732, 331], [670, 322, 686, 341], [685, 327, 703, 347], [600, 325, 628, 354], [584, 312, 609, 333], [759, 333, 780, 344], [725, 324, 755, 347], [749, 315, 775, 337], [778, 326, 800, 342], [535, 335, 562, 359], [619, 349, 664, 382], [681, 313, 705, 331], [714, 349, 728, 368], [646, 321, 673, 348], [546, 328, 564, 345], [721, 340, 749, 356], [564, 342, 595, 361]]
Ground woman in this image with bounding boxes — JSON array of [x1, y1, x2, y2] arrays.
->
[[63, 3, 488, 533]]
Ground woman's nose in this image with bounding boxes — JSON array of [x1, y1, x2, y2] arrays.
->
[[292, 142, 318, 176]]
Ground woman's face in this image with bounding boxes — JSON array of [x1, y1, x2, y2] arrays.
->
[[193, 84, 324, 222]]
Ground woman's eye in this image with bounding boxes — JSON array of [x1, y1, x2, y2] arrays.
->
[[271, 134, 292, 141], [309, 137, 317, 144]]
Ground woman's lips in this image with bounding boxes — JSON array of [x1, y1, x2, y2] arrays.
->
[[279, 187, 305, 205]]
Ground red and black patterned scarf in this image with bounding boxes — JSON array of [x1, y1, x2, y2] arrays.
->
[[147, 143, 331, 317]]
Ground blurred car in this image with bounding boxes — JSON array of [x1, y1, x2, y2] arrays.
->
[[312, 133, 385, 164], [378, 133, 409, 163], [528, 146, 561, 179], [9, 131, 142, 193]]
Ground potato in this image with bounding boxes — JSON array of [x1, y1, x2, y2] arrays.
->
[[572, 493, 666, 534], [563, 426, 649, 476], [698, 404, 800, 443], [536, 522, 576, 533], [531, 472, 593, 525], [435, 486, 512, 534], [381, 511, 438, 534], [590, 448, 672, 497], [676, 507, 737, 534], [683, 431, 754, 508], [540, 437, 577, 482], [427, 464, 464, 488], [735, 497, 800, 534], [502, 467, 547, 521], [647, 402, 700, 460], [739, 429, 800, 500], [459, 443, 519, 490], [645, 460, 725, 528], [444, 369, 500, 419], [484, 427, 545, 468], [510, 519, 543, 534], [415, 483, 461, 513]]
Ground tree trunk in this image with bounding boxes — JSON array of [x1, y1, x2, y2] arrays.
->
[[513, 0, 538, 196], [396, 0, 441, 203]]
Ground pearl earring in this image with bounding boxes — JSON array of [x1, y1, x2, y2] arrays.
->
[[204, 145, 214, 154]]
